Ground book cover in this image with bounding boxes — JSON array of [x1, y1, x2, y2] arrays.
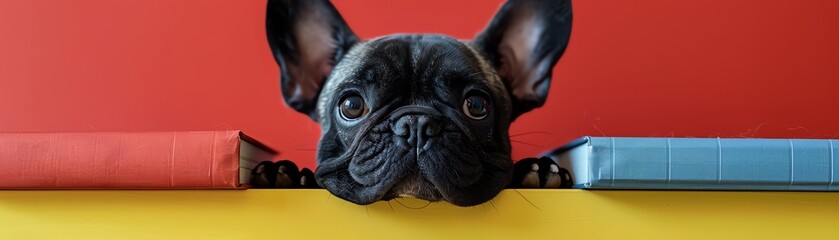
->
[[0, 131, 276, 189], [549, 136, 838, 191]]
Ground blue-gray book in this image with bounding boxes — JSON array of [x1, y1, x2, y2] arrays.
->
[[547, 137, 838, 191]]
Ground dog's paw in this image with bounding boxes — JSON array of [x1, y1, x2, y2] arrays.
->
[[250, 160, 317, 188], [509, 157, 573, 188]]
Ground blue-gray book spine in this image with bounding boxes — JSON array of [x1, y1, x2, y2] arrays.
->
[[548, 137, 839, 191]]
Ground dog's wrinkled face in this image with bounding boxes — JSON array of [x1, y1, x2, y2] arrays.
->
[[314, 35, 514, 206], [266, 0, 572, 206]]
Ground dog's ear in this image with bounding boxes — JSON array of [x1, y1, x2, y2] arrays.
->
[[266, 0, 359, 121], [474, 0, 572, 120]]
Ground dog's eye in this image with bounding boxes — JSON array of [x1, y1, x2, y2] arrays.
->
[[462, 94, 489, 120], [339, 95, 367, 120]]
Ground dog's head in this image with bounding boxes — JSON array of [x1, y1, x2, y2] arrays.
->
[[266, 0, 572, 206]]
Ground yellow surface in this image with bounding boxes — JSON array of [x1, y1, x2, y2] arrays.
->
[[1, 190, 838, 239]]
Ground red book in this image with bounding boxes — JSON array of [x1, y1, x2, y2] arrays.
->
[[0, 131, 276, 189]]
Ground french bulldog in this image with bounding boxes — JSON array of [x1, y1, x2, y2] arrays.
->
[[263, 0, 572, 206]]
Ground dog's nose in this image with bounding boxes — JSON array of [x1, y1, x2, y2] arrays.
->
[[392, 115, 441, 137], [389, 105, 443, 151], [392, 115, 441, 150]]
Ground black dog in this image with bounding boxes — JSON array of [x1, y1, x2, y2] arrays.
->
[[261, 0, 572, 206]]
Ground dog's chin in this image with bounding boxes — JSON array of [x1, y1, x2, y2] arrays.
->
[[380, 174, 444, 202], [314, 134, 513, 207]]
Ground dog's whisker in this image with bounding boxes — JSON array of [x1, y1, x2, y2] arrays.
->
[[509, 131, 555, 138], [513, 189, 543, 212], [393, 198, 432, 209], [387, 200, 395, 213], [510, 140, 543, 148], [488, 199, 500, 214]]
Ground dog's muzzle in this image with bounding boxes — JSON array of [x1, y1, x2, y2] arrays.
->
[[318, 104, 511, 206]]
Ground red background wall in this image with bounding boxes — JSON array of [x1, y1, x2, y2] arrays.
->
[[1, 0, 838, 170]]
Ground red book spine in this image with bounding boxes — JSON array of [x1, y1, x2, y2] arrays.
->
[[0, 131, 257, 189]]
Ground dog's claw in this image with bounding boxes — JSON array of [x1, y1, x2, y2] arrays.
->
[[298, 168, 318, 188], [250, 161, 274, 188]]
